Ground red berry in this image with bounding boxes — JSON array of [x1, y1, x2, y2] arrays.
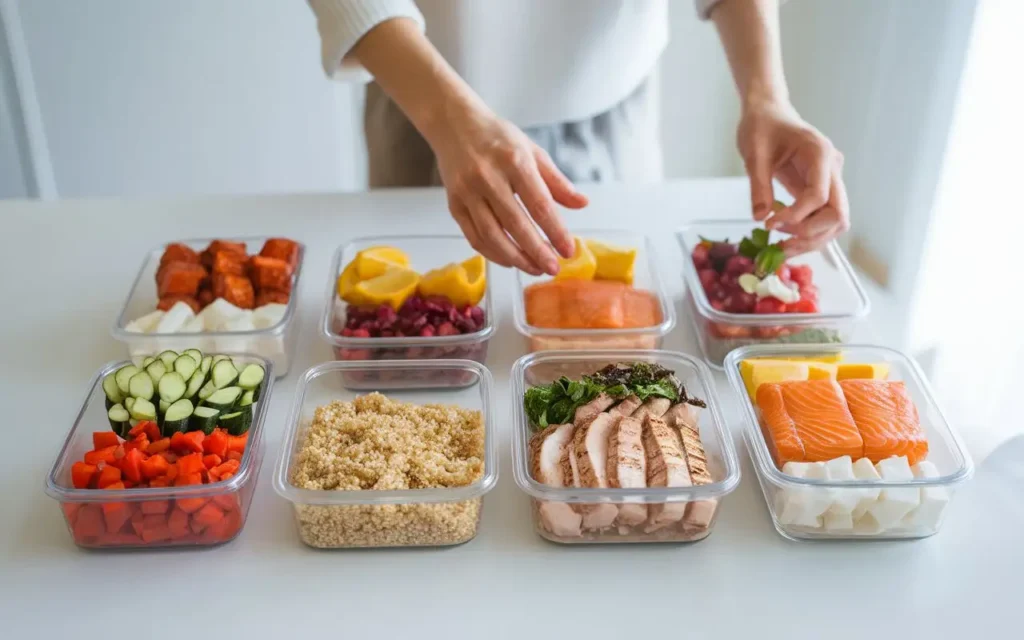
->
[[698, 268, 718, 291], [754, 326, 788, 338], [341, 327, 353, 337], [787, 299, 819, 314], [710, 299, 726, 311], [437, 322, 459, 337], [755, 297, 787, 314], [708, 283, 727, 301], [789, 264, 813, 288], [692, 244, 711, 270], [799, 283, 820, 304], [352, 328, 371, 338], [419, 325, 436, 338], [776, 263, 791, 282], [725, 255, 755, 276], [725, 291, 757, 314]]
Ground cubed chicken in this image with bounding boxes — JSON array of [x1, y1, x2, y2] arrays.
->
[[572, 392, 616, 427], [608, 395, 642, 417], [530, 423, 582, 537], [632, 396, 671, 422], [606, 416, 647, 526], [642, 415, 691, 532], [573, 412, 619, 530]]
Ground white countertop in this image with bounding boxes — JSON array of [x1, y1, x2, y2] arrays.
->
[[1, 179, 1019, 639]]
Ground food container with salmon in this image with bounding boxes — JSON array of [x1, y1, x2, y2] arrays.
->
[[724, 343, 973, 541], [511, 350, 739, 544], [677, 220, 870, 368], [321, 235, 495, 388], [274, 359, 497, 548], [512, 231, 675, 353], [112, 237, 304, 377], [44, 353, 271, 549]]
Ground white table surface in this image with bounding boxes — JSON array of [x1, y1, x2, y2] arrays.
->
[[1, 178, 1019, 639]]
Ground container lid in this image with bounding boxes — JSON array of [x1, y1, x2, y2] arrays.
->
[[320, 235, 497, 348], [723, 343, 973, 489], [273, 359, 498, 505], [510, 349, 740, 503], [511, 230, 676, 339], [45, 354, 273, 503], [677, 220, 870, 326]]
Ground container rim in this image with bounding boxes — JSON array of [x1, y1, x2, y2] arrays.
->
[[723, 343, 974, 489], [676, 220, 871, 326], [273, 358, 498, 505], [44, 353, 274, 503], [111, 236, 305, 339], [319, 235, 497, 348], [511, 230, 677, 339], [510, 349, 741, 503]]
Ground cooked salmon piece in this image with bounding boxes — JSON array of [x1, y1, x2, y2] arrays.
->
[[642, 415, 691, 531], [840, 380, 928, 465], [259, 237, 300, 270], [631, 397, 671, 422], [523, 279, 662, 329], [607, 416, 647, 526], [530, 424, 582, 537], [574, 413, 619, 529], [676, 418, 717, 529], [573, 392, 616, 427], [156, 262, 207, 298], [663, 402, 701, 430], [248, 255, 293, 293], [757, 380, 863, 466], [159, 243, 200, 267], [157, 294, 200, 313]]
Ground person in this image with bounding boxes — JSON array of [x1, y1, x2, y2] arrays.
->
[[308, 0, 849, 276]]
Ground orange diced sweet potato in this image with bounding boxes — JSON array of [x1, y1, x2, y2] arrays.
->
[[212, 274, 255, 309], [248, 256, 292, 293], [159, 243, 200, 267], [259, 238, 300, 270], [201, 240, 247, 268], [157, 262, 207, 298], [157, 294, 200, 313], [255, 290, 290, 307], [212, 250, 247, 277]]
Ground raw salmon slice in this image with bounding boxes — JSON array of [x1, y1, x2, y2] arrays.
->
[[757, 384, 805, 466], [840, 380, 928, 465], [524, 279, 661, 329], [757, 380, 863, 465]]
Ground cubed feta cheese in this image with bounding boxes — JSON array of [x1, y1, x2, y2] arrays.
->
[[197, 298, 245, 331], [129, 309, 165, 333], [902, 460, 950, 530], [155, 301, 194, 333], [252, 303, 287, 329], [778, 462, 831, 528], [868, 457, 920, 529], [851, 457, 882, 519], [824, 456, 860, 515]]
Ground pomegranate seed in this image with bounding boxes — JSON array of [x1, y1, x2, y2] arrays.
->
[[437, 322, 459, 337], [419, 325, 436, 338], [379, 329, 394, 338], [352, 328, 371, 338]]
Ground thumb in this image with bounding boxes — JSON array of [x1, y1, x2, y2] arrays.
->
[[745, 149, 775, 221], [535, 148, 588, 209]]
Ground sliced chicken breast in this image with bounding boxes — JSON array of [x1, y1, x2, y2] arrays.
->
[[573, 392, 617, 427], [530, 423, 583, 537], [574, 412, 619, 529], [608, 394, 642, 417], [632, 396, 671, 422], [677, 419, 717, 528], [607, 415, 647, 526], [663, 402, 701, 430], [642, 414, 692, 532]]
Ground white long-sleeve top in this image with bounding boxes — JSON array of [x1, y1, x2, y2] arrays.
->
[[308, 0, 722, 128]]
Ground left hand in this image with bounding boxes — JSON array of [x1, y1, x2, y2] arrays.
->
[[737, 99, 850, 256]]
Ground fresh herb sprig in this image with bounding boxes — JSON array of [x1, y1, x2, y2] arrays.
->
[[737, 227, 785, 277]]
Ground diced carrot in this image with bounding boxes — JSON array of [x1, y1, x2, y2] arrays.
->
[[102, 500, 132, 534], [176, 496, 208, 514], [168, 509, 191, 538], [192, 502, 225, 528], [204, 508, 242, 542], [175, 472, 204, 487], [124, 436, 150, 453], [62, 502, 82, 525], [121, 448, 145, 484], [259, 238, 300, 270], [203, 430, 229, 458], [140, 454, 169, 479], [212, 491, 239, 512], [141, 525, 172, 543], [248, 255, 293, 293], [170, 431, 189, 454], [83, 446, 118, 466], [130, 511, 146, 537], [97, 465, 122, 489], [124, 480, 141, 488], [128, 420, 158, 439], [177, 453, 205, 476], [146, 438, 171, 455], [72, 505, 104, 540], [140, 499, 170, 515], [166, 464, 179, 482], [103, 532, 145, 546], [202, 454, 222, 470], [189, 517, 207, 535], [226, 433, 247, 455], [92, 431, 121, 449], [142, 513, 167, 529], [218, 471, 236, 481], [158, 450, 179, 464], [212, 459, 240, 478], [208, 468, 221, 483], [149, 476, 170, 488], [71, 462, 98, 489], [226, 450, 243, 462], [110, 444, 126, 466], [181, 431, 205, 454]]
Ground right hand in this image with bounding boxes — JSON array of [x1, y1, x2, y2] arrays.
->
[[427, 107, 589, 276]]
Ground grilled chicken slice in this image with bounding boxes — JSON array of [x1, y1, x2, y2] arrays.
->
[[642, 414, 692, 532], [530, 423, 583, 537], [663, 401, 701, 430], [573, 392, 617, 427], [573, 412, 619, 529], [676, 418, 717, 528], [632, 396, 671, 422], [607, 415, 647, 526], [608, 394, 642, 417]]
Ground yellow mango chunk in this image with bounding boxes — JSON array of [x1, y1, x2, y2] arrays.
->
[[739, 359, 811, 399], [585, 238, 637, 285], [836, 363, 890, 380], [807, 362, 838, 380], [555, 237, 597, 281]]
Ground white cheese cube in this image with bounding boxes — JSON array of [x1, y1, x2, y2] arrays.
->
[[778, 462, 831, 528], [179, 315, 204, 333], [155, 301, 194, 333], [128, 310, 165, 333], [824, 456, 860, 515], [868, 457, 920, 529], [851, 457, 883, 519], [824, 511, 854, 531], [252, 303, 287, 329], [903, 460, 950, 530], [197, 298, 245, 331]]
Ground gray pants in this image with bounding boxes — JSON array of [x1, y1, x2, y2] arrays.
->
[[364, 78, 663, 188]]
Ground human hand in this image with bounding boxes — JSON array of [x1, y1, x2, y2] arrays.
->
[[427, 106, 589, 276], [737, 99, 849, 256]]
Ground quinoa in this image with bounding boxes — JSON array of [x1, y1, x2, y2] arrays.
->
[[289, 393, 486, 548]]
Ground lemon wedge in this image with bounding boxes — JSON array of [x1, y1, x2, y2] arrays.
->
[[355, 246, 410, 280], [337, 261, 368, 305], [418, 254, 487, 307], [555, 237, 597, 281], [353, 267, 420, 309], [585, 238, 637, 285]]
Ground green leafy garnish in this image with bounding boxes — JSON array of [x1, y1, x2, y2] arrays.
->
[[755, 245, 786, 277]]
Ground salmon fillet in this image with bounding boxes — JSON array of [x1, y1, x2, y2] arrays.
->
[[757, 384, 805, 466], [631, 397, 671, 422], [607, 416, 647, 526], [573, 413, 619, 529], [608, 395, 642, 417], [642, 415, 691, 532], [523, 279, 661, 329], [757, 380, 863, 465], [840, 380, 928, 465]]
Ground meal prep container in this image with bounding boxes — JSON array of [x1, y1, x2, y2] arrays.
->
[[677, 220, 870, 368], [273, 359, 498, 548], [724, 343, 973, 541], [511, 349, 740, 544], [112, 236, 304, 378], [512, 230, 675, 353], [45, 355, 272, 549], [321, 235, 495, 389]]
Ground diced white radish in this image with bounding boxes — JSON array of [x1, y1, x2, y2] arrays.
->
[[824, 511, 854, 531], [197, 298, 245, 331], [223, 311, 256, 333], [179, 315, 204, 333], [823, 456, 860, 515], [902, 460, 950, 530], [253, 303, 288, 329], [778, 462, 831, 528], [851, 457, 882, 519], [155, 302, 194, 333], [129, 309, 165, 333], [868, 457, 919, 529]]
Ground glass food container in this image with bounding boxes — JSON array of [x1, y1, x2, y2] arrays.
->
[[112, 236, 304, 378], [724, 343, 973, 541], [511, 349, 740, 544], [512, 230, 676, 353], [273, 359, 498, 548], [677, 220, 870, 368], [320, 235, 495, 389], [45, 355, 272, 549]]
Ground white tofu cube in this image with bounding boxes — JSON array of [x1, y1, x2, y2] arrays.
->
[[155, 301, 194, 333], [903, 460, 950, 530], [128, 310, 165, 333], [868, 457, 920, 529], [223, 311, 256, 333], [179, 315, 204, 333], [853, 512, 884, 535], [851, 457, 882, 519], [778, 462, 831, 528], [824, 456, 860, 515], [197, 298, 245, 331], [824, 511, 854, 531], [253, 303, 287, 329]]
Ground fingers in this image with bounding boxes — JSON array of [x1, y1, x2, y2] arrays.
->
[[780, 169, 851, 256], [743, 146, 775, 221], [486, 182, 560, 275], [768, 138, 832, 231], [509, 152, 574, 259], [535, 148, 588, 209], [453, 197, 543, 276]]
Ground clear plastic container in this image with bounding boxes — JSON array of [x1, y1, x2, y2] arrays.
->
[[723, 343, 973, 541], [677, 220, 870, 368], [112, 237, 304, 378], [511, 349, 740, 544], [44, 355, 272, 549], [273, 359, 498, 548], [320, 235, 495, 389], [512, 230, 675, 353]]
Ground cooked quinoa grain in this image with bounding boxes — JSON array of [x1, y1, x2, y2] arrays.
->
[[289, 393, 486, 548]]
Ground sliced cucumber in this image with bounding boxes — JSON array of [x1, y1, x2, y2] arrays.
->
[[184, 369, 206, 400], [162, 398, 194, 435], [198, 380, 217, 402], [211, 360, 239, 389], [220, 406, 252, 435], [203, 386, 242, 412], [237, 363, 265, 391], [159, 398, 171, 414], [145, 360, 167, 385], [142, 356, 156, 368], [129, 397, 157, 422], [158, 371, 187, 403], [102, 373, 124, 406], [199, 355, 213, 377], [173, 354, 198, 380], [191, 405, 221, 435], [107, 403, 130, 437], [124, 396, 136, 413], [128, 371, 155, 401], [157, 350, 179, 369], [239, 389, 255, 408], [182, 349, 204, 365], [114, 364, 139, 396], [212, 354, 232, 365]]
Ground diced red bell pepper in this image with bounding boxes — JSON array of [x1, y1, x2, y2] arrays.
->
[[71, 462, 99, 489], [140, 454, 169, 479], [92, 431, 121, 450], [96, 465, 122, 489], [121, 448, 146, 484]]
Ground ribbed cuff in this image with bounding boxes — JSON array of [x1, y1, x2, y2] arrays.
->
[[307, 0, 425, 82]]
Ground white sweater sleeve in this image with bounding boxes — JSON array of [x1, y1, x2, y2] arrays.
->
[[307, 0, 425, 82]]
